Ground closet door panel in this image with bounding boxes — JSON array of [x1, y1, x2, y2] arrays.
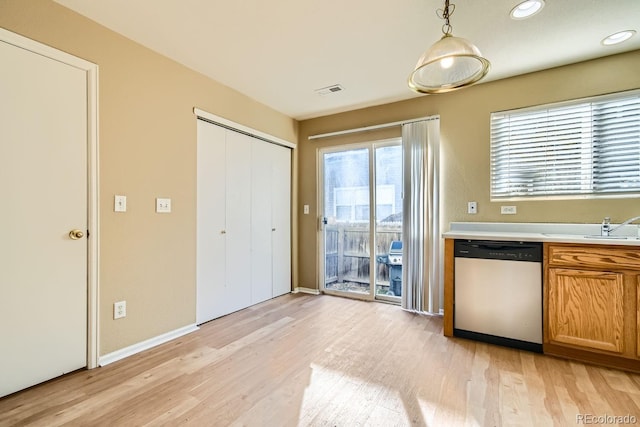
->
[[196, 121, 227, 324], [272, 144, 292, 297], [225, 131, 253, 313], [251, 140, 274, 304]]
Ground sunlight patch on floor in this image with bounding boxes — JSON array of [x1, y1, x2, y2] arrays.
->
[[297, 363, 411, 426]]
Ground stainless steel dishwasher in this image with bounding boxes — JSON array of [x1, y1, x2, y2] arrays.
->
[[454, 239, 543, 352]]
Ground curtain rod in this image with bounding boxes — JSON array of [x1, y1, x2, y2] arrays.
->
[[307, 116, 437, 140]]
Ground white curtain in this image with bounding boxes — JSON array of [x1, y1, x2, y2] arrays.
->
[[401, 118, 440, 313]]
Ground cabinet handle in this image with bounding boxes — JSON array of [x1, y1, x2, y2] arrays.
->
[[220, 230, 226, 234], [272, 228, 276, 231]]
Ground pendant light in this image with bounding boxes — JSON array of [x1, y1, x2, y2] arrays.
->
[[408, 0, 490, 94]]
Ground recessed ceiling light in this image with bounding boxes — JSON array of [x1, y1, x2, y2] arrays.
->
[[510, 0, 545, 20], [601, 30, 636, 46]]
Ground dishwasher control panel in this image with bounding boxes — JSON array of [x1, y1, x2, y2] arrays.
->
[[454, 240, 542, 262]]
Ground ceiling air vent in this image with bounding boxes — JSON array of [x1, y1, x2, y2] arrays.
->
[[315, 84, 345, 96]]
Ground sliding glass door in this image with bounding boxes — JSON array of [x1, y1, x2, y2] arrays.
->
[[374, 145, 403, 301], [319, 140, 402, 302]]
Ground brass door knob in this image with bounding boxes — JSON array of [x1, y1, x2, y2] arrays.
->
[[69, 229, 85, 240]]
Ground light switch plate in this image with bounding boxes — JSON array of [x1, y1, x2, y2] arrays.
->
[[156, 198, 171, 213], [303, 204, 310, 215], [114, 195, 127, 212]]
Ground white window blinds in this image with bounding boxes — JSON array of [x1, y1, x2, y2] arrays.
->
[[490, 90, 640, 199]]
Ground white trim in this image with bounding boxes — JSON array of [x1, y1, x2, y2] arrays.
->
[[293, 287, 321, 295], [193, 107, 295, 149], [0, 27, 96, 70], [99, 324, 199, 366], [0, 28, 100, 370], [86, 64, 100, 370], [308, 116, 437, 140]]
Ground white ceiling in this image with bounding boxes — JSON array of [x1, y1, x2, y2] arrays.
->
[[54, 0, 640, 120]]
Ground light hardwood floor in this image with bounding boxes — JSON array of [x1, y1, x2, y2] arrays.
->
[[1, 293, 640, 426]]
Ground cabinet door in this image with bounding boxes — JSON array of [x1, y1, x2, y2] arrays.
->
[[637, 277, 640, 358], [271, 144, 292, 297], [225, 131, 253, 313], [196, 120, 227, 324], [548, 268, 624, 353]]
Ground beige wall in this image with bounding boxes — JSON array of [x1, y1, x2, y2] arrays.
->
[[0, 0, 297, 355], [297, 51, 640, 298]]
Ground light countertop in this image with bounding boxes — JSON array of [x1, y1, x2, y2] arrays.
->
[[443, 222, 640, 246]]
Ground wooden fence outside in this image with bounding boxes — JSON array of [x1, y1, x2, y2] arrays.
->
[[325, 223, 402, 286]]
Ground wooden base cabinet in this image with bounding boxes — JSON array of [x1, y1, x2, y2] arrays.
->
[[544, 244, 640, 372], [638, 277, 640, 358]]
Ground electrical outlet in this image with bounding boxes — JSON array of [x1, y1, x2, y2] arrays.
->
[[114, 195, 127, 212], [156, 198, 171, 213], [467, 201, 477, 214], [501, 205, 517, 215], [114, 301, 126, 319]]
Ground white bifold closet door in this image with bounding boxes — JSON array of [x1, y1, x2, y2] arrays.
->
[[251, 140, 292, 304], [223, 131, 253, 313], [197, 119, 291, 324], [196, 122, 228, 323], [270, 145, 292, 297]]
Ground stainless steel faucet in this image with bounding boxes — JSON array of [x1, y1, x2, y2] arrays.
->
[[601, 215, 640, 236]]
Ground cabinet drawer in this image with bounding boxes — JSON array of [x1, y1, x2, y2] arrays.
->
[[548, 245, 640, 270]]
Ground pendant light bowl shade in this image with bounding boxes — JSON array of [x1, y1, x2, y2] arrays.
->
[[408, 34, 490, 94]]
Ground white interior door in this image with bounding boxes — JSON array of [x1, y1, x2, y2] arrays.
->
[[225, 131, 252, 313], [251, 140, 274, 304], [196, 120, 227, 324], [271, 144, 292, 297], [251, 140, 292, 301], [0, 39, 88, 397]]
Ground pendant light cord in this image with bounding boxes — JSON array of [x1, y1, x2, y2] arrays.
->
[[438, 0, 455, 36]]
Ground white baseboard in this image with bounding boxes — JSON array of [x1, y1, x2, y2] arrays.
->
[[99, 323, 199, 366], [293, 287, 321, 295]]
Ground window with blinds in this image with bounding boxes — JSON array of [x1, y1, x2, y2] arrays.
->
[[490, 89, 640, 199]]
